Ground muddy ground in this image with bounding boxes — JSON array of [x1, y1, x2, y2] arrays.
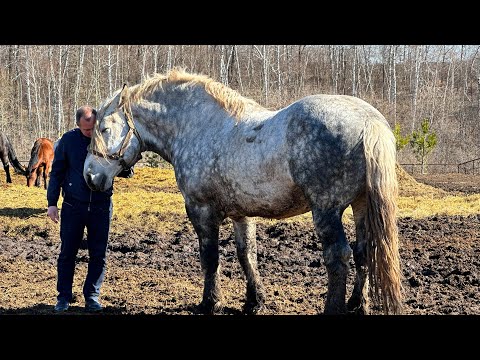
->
[[0, 173, 479, 316]]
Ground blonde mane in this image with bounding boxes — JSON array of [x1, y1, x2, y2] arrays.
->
[[90, 68, 265, 159], [130, 68, 264, 118]]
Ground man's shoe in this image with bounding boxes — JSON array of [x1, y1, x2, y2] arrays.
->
[[85, 299, 103, 312], [54, 299, 70, 312]]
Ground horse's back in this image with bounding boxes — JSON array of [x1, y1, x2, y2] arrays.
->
[[38, 138, 54, 155], [29, 137, 54, 168], [284, 94, 387, 134], [178, 93, 391, 219]]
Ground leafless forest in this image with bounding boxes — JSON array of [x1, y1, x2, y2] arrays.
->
[[0, 45, 479, 169]]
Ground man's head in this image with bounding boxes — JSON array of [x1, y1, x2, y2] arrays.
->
[[76, 105, 97, 138]]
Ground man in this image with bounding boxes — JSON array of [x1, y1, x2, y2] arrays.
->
[[47, 105, 133, 312]]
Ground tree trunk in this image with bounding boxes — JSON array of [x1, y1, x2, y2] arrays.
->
[[107, 45, 114, 94], [352, 45, 357, 96], [220, 45, 228, 86], [235, 45, 244, 93], [73, 45, 86, 117], [411, 45, 421, 131], [24, 46, 34, 133], [167, 45, 173, 72]]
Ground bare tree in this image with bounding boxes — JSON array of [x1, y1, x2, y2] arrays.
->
[[166, 45, 173, 72], [73, 45, 86, 115], [107, 45, 114, 94], [352, 45, 357, 97], [1, 44, 480, 168], [329, 45, 339, 94], [141, 45, 149, 81], [24, 46, 34, 132], [234, 46, 244, 93], [220, 45, 228, 86], [411, 45, 422, 131], [253, 45, 269, 105]]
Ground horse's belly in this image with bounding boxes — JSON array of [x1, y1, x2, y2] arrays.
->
[[225, 185, 310, 219]]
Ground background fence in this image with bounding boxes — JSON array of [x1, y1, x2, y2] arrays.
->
[[457, 158, 480, 175]]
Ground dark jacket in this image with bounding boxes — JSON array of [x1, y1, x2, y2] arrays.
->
[[47, 128, 133, 207]]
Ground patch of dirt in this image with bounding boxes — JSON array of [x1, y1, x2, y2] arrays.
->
[[0, 171, 479, 315], [412, 173, 480, 195]]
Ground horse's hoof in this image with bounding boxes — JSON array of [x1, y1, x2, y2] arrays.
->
[[347, 297, 369, 315], [323, 303, 347, 315], [349, 307, 369, 315], [242, 302, 266, 315], [198, 300, 223, 315]]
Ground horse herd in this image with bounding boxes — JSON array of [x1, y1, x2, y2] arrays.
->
[[0, 130, 54, 189]]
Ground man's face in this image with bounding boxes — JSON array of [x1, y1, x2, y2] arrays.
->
[[78, 113, 96, 138]]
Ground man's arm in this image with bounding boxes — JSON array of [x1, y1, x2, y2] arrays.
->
[[47, 137, 67, 208]]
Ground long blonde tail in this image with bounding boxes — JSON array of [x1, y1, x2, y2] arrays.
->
[[363, 119, 403, 314]]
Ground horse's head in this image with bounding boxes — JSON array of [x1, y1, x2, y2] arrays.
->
[[83, 84, 144, 192], [26, 168, 37, 187]]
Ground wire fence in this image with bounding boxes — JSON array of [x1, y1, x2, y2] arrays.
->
[[457, 157, 480, 175], [399, 163, 459, 174]]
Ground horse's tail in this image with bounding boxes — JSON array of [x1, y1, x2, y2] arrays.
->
[[363, 118, 403, 314], [27, 140, 41, 175], [6, 136, 26, 175]]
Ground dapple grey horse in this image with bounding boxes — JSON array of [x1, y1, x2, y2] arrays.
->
[[83, 68, 403, 315]]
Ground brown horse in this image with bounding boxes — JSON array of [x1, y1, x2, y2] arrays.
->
[[26, 137, 54, 189], [0, 130, 26, 183]]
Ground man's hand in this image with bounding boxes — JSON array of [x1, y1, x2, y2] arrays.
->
[[47, 206, 59, 223]]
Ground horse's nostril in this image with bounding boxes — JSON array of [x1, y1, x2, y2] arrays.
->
[[86, 173, 94, 187]]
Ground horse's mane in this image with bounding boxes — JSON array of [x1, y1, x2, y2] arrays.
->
[[91, 69, 265, 159], [130, 68, 264, 119], [27, 139, 42, 173]]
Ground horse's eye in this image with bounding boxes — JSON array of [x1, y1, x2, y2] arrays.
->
[[101, 128, 110, 134]]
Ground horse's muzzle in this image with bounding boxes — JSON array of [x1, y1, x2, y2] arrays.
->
[[85, 172, 107, 191]]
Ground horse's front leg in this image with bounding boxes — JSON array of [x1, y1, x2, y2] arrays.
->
[[233, 217, 266, 314], [43, 166, 48, 189], [186, 202, 224, 314], [34, 168, 42, 187]]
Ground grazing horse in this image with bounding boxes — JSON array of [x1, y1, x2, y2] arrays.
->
[[26, 137, 54, 189], [84, 68, 403, 315], [0, 130, 26, 183]]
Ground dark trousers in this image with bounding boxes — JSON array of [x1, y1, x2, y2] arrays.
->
[[57, 198, 112, 303]]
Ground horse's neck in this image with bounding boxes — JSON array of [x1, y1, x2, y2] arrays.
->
[[130, 102, 177, 163], [132, 88, 219, 145]]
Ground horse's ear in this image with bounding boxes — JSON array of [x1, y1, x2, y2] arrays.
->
[[118, 83, 129, 108]]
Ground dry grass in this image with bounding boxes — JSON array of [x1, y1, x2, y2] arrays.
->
[[395, 164, 480, 218], [1, 165, 478, 240]]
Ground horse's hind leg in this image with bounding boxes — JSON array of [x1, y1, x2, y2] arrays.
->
[[347, 195, 369, 314], [312, 207, 352, 314], [186, 203, 223, 314], [233, 217, 266, 314]]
